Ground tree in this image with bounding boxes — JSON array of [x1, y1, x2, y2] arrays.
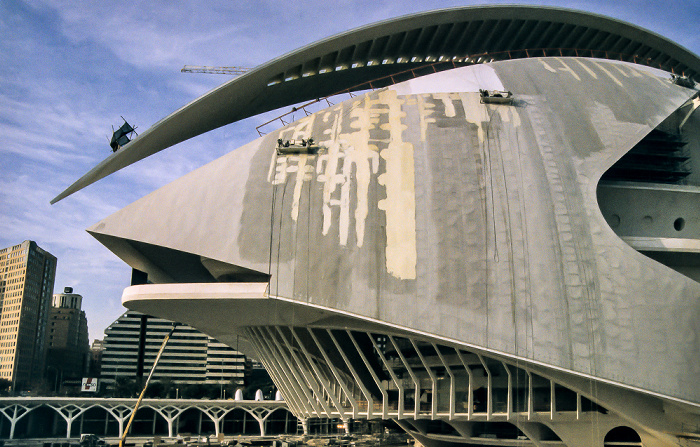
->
[[114, 377, 139, 398], [0, 378, 11, 396]]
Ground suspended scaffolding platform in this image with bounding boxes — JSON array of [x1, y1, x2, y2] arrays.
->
[[110, 117, 137, 152]]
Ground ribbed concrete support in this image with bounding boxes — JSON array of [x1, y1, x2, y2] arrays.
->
[[244, 325, 693, 446], [0, 398, 293, 439]]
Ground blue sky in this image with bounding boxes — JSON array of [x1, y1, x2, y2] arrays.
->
[[1, 0, 698, 342]]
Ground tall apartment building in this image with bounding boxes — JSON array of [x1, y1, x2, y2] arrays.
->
[[101, 311, 244, 385], [45, 287, 90, 385], [0, 241, 56, 390]]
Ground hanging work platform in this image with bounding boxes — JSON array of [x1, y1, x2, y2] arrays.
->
[[110, 118, 137, 152]]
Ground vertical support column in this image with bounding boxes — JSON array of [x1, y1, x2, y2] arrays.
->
[[432, 343, 455, 420], [252, 408, 268, 437], [550, 380, 556, 420], [247, 335, 300, 413], [258, 416, 265, 437], [104, 405, 132, 439], [409, 340, 437, 419], [455, 351, 474, 420], [388, 336, 421, 418], [48, 404, 89, 439], [576, 392, 582, 420], [346, 331, 388, 419], [369, 335, 404, 419], [275, 327, 333, 417], [256, 327, 317, 416], [476, 354, 492, 420], [202, 407, 229, 437], [326, 330, 375, 419], [501, 362, 512, 420], [156, 407, 185, 438], [290, 328, 346, 420], [307, 328, 359, 418], [0, 404, 31, 440], [263, 327, 324, 416], [526, 372, 533, 420], [247, 327, 308, 418]]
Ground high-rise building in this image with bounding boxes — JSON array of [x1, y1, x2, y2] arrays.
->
[[101, 311, 245, 386], [0, 240, 56, 390], [88, 339, 104, 377], [45, 287, 90, 387]]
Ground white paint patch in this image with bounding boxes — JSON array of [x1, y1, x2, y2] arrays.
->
[[417, 95, 436, 142], [553, 58, 581, 81], [434, 93, 457, 117], [612, 64, 630, 78], [390, 64, 505, 96], [497, 105, 522, 128], [538, 58, 558, 73], [459, 92, 491, 145], [269, 89, 417, 280], [573, 59, 598, 79], [377, 90, 416, 280], [590, 60, 624, 87]]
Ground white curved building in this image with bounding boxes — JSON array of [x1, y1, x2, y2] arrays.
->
[[54, 6, 700, 446]]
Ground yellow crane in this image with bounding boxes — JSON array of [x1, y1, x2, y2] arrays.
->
[[181, 65, 249, 75]]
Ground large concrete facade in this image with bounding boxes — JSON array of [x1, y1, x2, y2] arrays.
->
[[55, 6, 700, 446]]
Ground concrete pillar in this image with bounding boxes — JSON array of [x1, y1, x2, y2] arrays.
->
[[1, 405, 32, 440]]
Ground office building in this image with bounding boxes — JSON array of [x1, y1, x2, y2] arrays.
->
[[55, 5, 700, 445], [0, 240, 56, 390], [101, 311, 245, 386], [88, 338, 104, 377], [45, 287, 90, 385]]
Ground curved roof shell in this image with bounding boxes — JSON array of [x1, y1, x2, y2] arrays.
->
[[52, 5, 700, 203], [89, 57, 700, 406]]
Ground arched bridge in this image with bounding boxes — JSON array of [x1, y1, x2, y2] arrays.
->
[[0, 397, 296, 440]]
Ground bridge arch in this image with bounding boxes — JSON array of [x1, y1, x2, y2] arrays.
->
[[0, 398, 291, 440], [263, 407, 298, 436], [604, 426, 642, 445]]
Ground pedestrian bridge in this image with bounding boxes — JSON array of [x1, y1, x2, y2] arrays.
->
[[0, 397, 296, 440]]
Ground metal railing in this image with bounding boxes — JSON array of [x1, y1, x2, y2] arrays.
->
[[255, 46, 689, 136]]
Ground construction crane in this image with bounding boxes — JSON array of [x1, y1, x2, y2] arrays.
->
[[181, 65, 250, 75]]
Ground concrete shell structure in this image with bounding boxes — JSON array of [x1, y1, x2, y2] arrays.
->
[[55, 6, 700, 447]]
